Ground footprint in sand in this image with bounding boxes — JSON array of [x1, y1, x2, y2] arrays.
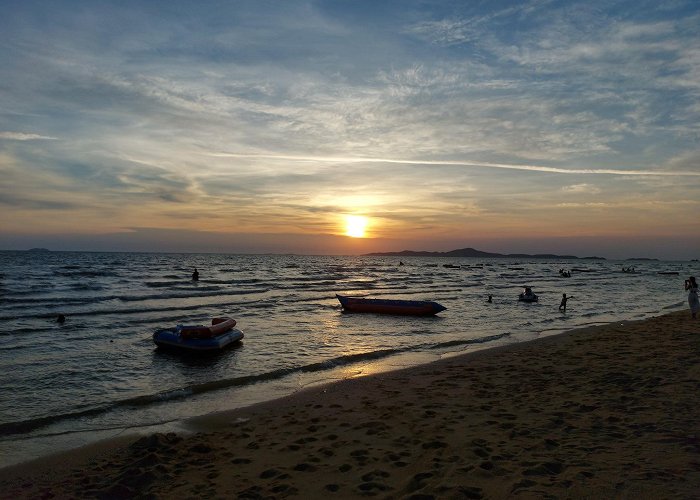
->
[[361, 469, 390, 481], [511, 479, 537, 492], [293, 463, 317, 472], [271, 484, 298, 494], [318, 447, 334, 457], [259, 468, 282, 479], [407, 471, 434, 491], [422, 440, 448, 450], [357, 481, 391, 493]]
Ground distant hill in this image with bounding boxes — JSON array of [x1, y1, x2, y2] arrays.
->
[[364, 247, 606, 260]]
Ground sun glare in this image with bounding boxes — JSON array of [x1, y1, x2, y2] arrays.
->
[[345, 215, 368, 238]]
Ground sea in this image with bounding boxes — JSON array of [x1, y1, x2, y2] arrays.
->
[[0, 250, 695, 468]]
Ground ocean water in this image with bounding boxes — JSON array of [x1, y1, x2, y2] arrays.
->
[[0, 250, 695, 467]]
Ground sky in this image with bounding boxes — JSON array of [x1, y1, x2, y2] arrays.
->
[[1, 0, 699, 259]]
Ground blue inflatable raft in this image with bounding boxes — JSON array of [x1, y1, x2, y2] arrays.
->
[[153, 317, 244, 353]]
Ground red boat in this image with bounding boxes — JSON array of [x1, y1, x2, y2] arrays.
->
[[336, 294, 446, 316]]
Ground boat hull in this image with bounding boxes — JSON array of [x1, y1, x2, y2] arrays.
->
[[153, 327, 244, 352], [336, 294, 446, 316], [518, 295, 538, 303]]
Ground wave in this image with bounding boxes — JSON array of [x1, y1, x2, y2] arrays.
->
[[428, 331, 511, 350], [145, 281, 187, 288], [0, 296, 117, 307], [663, 301, 685, 310], [0, 287, 272, 317], [53, 270, 120, 278], [70, 283, 103, 291], [0, 292, 272, 322], [0, 405, 113, 437], [0, 332, 508, 438], [0, 289, 546, 324]]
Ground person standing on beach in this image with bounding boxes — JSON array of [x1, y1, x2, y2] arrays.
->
[[685, 276, 699, 319], [559, 293, 571, 311]]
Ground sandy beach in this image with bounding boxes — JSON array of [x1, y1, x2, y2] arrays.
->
[[2, 310, 699, 499]]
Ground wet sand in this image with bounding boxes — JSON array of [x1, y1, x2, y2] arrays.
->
[[1, 310, 699, 499]]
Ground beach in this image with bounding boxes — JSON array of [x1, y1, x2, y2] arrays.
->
[[1, 310, 699, 499], [2, 251, 694, 468]]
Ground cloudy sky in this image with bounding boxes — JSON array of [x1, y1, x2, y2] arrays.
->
[[2, 0, 699, 259]]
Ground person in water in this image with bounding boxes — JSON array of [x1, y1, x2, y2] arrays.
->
[[56, 314, 66, 323], [685, 276, 699, 319], [559, 293, 572, 311], [192, 268, 199, 281], [487, 295, 493, 303]]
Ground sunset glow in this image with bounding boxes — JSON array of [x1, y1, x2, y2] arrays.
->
[[344, 216, 369, 238]]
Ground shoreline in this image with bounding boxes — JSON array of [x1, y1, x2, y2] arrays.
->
[[0, 310, 658, 469], [2, 309, 699, 498]]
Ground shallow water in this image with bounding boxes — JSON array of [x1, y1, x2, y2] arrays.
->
[[0, 251, 695, 467]]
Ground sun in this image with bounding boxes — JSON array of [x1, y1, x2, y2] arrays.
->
[[345, 215, 368, 238]]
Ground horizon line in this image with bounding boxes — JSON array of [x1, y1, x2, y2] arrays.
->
[[4, 247, 696, 262]]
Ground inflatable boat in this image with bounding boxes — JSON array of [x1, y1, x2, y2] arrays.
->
[[153, 317, 244, 353], [336, 294, 446, 316]]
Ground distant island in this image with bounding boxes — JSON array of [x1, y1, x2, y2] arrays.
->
[[364, 247, 606, 260]]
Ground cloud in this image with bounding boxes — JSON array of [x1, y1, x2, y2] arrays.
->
[[402, 3, 700, 164], [4, 2, 697, 169], [406, 19, 480, 46], [0, 132, 56, 141], [661, 150, 700, 172], [1, 0, 699, 257], [562, 183, 602, 194]]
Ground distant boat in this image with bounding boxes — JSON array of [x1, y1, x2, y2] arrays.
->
[[336, 294, 446, 316], [153, 317, 244, 353]]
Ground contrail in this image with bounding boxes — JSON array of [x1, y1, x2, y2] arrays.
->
[[208, 152, 700, 176]]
